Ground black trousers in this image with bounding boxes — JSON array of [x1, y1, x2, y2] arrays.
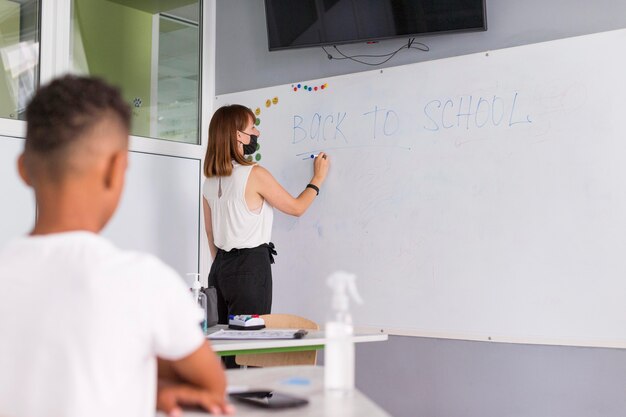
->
[[208, 243, 276, 325]]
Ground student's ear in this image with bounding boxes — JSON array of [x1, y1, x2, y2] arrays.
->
[[103, 150, 128, 191], [17, 153, 32, 186]]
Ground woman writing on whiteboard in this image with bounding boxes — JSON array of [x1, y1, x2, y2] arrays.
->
[[202, 104, 329, 325]]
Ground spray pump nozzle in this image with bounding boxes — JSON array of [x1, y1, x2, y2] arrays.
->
[[187, 273, 202, 289], [327, 271, 363, 314]]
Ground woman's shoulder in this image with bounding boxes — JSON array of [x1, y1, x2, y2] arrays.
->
[[249, 164, 269, 176], [234, 162, 262, 175], [249, 165, 278, 186]]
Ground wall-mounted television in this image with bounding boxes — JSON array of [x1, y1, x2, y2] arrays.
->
[[264, 0, 487, 51]]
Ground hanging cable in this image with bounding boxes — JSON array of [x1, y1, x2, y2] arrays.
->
[[321, 38, 429, 66]]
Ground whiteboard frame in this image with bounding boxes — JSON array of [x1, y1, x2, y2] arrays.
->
[[354, 326, 626, 349]]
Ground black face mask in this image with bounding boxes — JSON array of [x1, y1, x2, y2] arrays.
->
[[239, 132, 258, 155]]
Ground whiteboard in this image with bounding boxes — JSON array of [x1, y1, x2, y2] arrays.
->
[[216, 29, 626, 348], [102, 152, 200, 286]]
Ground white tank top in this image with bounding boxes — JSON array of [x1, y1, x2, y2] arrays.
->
[[202, 163, 273, 251]]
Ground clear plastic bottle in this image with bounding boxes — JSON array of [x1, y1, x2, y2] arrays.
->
[[324, 271, 363, 396], [188, 273, 208, 334]]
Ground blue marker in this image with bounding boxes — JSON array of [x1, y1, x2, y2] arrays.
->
[[310, 153, 327, 159]]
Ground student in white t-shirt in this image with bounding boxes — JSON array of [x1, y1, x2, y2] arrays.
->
[[0, 76, 234, 417]]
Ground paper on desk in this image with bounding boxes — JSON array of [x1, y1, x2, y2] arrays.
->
[[207, 329, 303, 339]]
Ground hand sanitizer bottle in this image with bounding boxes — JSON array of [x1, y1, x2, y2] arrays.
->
[[324, 271, 363, 396], [188, 273, 208, 334]]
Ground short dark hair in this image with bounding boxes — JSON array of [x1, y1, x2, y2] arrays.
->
[[25, 75, 131, 155]]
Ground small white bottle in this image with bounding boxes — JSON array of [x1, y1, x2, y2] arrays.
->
[[188, 273, 208, 334], [324, 271, 363, 396]]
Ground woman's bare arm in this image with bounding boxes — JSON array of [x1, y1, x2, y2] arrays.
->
[[202, 197, 217, 260], [248, 152, 329, 217]]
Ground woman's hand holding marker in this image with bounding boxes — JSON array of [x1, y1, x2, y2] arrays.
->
[[311, 152, 329, 189]]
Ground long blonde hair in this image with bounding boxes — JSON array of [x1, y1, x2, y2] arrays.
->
[[204, 104, 255, 177]]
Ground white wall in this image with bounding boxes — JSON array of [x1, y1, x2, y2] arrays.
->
[[0, 138, 200, 287], [102, 151, 201, 285], [216, 0, 626, 95], [0, 136, 35, 246]]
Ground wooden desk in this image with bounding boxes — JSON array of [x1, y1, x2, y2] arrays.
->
[[206, 326, 388, 356], [168, 365, 391, 417]]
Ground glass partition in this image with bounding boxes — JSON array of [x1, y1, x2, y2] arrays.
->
[[0, 0, 40, 121], [71, 0, 201, 144]]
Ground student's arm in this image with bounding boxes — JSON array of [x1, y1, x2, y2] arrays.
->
[[157, 342, 233, 415], [250, 152, 329, 217], [202, 197, 218, 260], [157, 381, 234, 417], [151, 262, 229, 415]]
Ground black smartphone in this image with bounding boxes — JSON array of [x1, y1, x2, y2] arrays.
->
[[229, 390, 309, 409]]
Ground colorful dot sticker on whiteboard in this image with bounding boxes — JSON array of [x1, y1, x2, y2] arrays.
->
[[291, 82, 329, 92], [246, 97, 279, 162]]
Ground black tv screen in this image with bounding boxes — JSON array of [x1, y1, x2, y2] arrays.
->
[[265, 0, 487, 51]]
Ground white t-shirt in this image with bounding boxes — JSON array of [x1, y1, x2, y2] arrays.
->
[[0, 231, 205, 417], [203, 163, 274, 251]]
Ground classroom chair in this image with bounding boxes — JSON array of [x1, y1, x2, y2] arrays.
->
[[235, 314, 319, 367]]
